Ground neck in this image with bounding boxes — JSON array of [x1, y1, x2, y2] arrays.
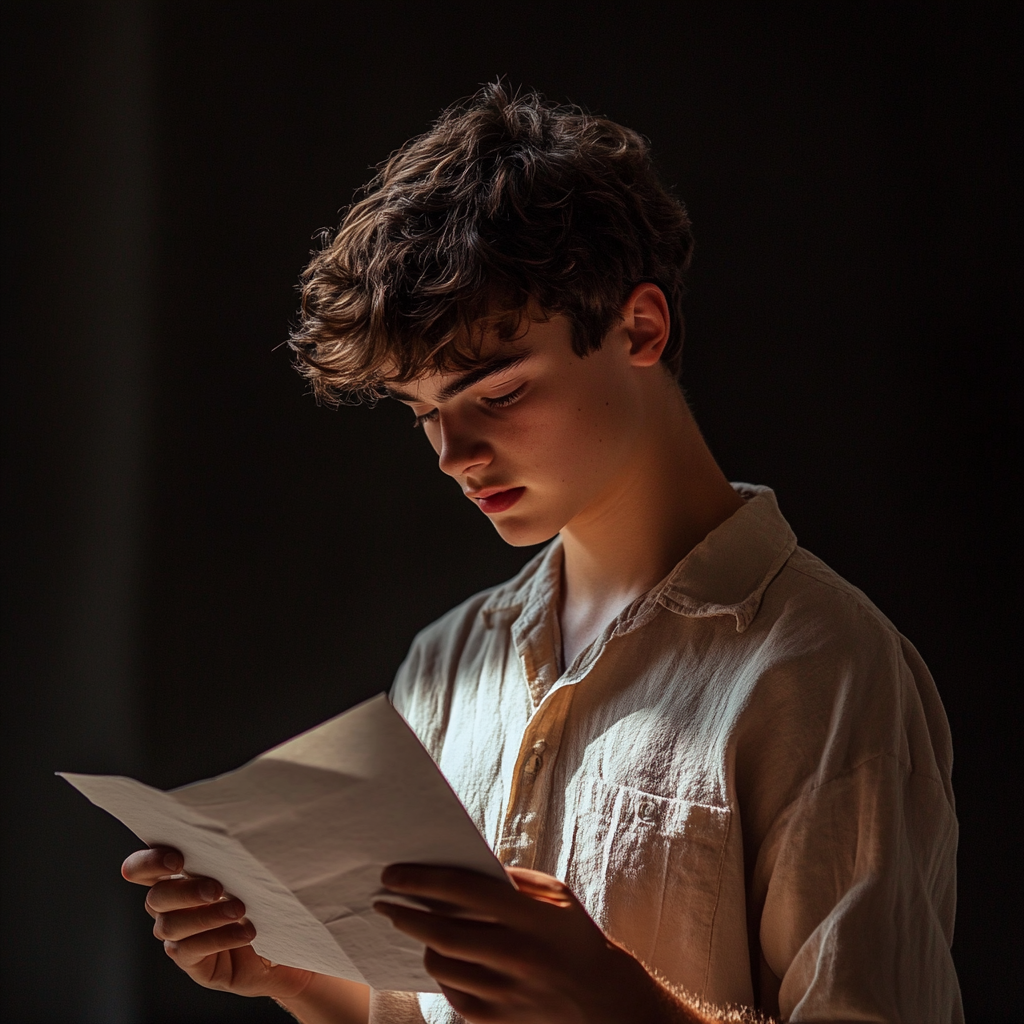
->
[[557, 380, 743, 666]]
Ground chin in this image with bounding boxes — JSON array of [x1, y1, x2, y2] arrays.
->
[[490, 514, 562, 548]]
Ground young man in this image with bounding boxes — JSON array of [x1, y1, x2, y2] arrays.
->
[[123, 85, 962, 1023]]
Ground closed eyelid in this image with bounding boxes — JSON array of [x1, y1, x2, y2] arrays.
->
[[478, 365, 533, 396], [483, 382, 525, 403], [434, 354, 532, 403], [409, 369, 530, 428], [412, 407, 438, 429]]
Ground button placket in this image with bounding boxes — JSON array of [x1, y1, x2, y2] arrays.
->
[[522, 738, 548, 780], [498, 689, 573, 870]]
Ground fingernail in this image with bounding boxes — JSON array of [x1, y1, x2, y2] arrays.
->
[[163, 852, 181, 871], [241, 922, 256, 940], [220, 901, 243, 920], [198, 879, 220, 903], [373, 901, 395, 915]]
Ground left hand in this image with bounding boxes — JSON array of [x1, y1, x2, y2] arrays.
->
[[374, 864, 681, 1023]]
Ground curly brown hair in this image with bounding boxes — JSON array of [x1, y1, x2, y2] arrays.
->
[[288, 82, 695, 404]]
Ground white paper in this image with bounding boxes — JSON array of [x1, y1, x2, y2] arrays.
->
[[60, 694, 507, 992]]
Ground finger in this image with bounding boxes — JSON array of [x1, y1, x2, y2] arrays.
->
[[375, 902, 513, 969], [438, 984, 495, 1021], [381, 865, 519, 921], [122, 847, 183, 885], [505, 867, 576, 908], [423, 947, 513, 1000], [164, 921, 256, 969], [153, 899, 246, 942], [146, 876, 225, 914]]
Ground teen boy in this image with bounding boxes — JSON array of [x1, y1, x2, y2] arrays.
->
[[123, 85, 962, 1023]]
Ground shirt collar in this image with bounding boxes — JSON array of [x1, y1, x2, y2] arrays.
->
[[654, 483, 796, 632], [481, 483, 797, 635]]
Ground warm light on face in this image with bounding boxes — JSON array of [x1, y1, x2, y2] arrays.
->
[[390, 314, 648, 547]]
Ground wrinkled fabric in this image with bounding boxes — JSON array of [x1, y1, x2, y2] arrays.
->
[[371, 485, 962, 1024]]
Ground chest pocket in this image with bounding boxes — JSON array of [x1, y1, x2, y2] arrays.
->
[[562, 775, 731, 997]]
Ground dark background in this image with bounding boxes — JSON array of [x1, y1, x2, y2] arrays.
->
[[3, 2, 1020, 1021]]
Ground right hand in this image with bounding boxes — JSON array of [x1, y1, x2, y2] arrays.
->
[[122, 846, 314, 1000]]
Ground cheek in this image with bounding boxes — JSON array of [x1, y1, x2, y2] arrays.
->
[[512, 391, 631, 484]]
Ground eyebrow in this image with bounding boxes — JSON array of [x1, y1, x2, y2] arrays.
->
[[385, 354, 531, 405]]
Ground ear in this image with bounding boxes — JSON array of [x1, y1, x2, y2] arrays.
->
[[621, 283, 671, 367]]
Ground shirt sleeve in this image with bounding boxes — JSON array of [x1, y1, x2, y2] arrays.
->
[[757, 738, 962, 1022]]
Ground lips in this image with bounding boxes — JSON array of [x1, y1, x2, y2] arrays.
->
[[471, 486, 526, 514]]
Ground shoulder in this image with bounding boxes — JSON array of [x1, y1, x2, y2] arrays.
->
[[739, 544, 953, 799], [763, 544, 903, 657], [747, 543, 926, 719]]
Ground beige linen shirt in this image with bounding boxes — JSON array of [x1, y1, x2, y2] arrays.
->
[[370, 485, 962, 1024]]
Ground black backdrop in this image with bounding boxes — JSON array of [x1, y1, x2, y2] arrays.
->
[[3, 3, 1020, 1021]]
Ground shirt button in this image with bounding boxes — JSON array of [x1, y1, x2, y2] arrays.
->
[[532, 739, 547, 754], [524, 753, 543, 775], [637, 800, 659, 823]]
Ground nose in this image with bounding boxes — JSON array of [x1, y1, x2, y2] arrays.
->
[[435, 412, 493, 479]]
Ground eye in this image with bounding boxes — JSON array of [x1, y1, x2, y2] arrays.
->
[[483, 384, 526, 410], [412, 408, 439, 429]]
